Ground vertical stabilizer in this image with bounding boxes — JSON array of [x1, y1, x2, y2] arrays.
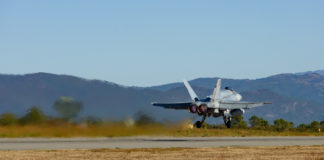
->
[[183, 80, 199, 101], [212, 79, 222, 101]]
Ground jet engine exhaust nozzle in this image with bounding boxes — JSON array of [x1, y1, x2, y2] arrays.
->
[[189, 105, 197, 113], [198, 105, 207, 114]]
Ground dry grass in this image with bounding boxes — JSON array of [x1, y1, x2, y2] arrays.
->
[[0, 146, 324, 160], [0, 123, 323, 137]]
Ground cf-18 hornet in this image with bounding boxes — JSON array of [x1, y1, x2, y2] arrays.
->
[[152, 79, 271, 128]]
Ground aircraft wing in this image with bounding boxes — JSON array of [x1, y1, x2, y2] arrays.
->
[[152, 102, 192, 110], [219, 101, 271, 109]]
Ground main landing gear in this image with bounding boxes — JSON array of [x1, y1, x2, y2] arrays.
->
[[223, 116, 232, 128], [194, 115, 232, 129], [194, 115, 207, 128]]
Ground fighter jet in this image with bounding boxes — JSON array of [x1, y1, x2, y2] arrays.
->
[[152, 79, 271, 128]]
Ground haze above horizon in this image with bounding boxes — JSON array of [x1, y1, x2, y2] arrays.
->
[[1, 1, 323, 86]]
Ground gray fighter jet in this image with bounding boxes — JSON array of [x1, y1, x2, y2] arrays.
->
[[152, 79, 271, 128]]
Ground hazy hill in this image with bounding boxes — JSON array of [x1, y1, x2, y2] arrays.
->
[[0, 72, 324, 124], [0, 73, 185, 120], [296, 70, 324, 76]]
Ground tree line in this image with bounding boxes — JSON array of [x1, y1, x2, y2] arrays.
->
[[0, 97, 323, 132], [0, 97, 84, 126], [0, 97, 158, 126], [223, 115, 324, 132]]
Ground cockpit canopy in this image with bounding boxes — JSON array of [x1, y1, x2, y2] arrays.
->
[[225, 86, 234, 91]]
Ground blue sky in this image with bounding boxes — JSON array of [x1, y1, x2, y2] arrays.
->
[[1, 1, 323, 86]]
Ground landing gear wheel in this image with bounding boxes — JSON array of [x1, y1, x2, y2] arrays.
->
[[225, 120, 231, 128], [223, 116, 232, 128], [195, 115, 207, 129], [195, 121, 202, 128]]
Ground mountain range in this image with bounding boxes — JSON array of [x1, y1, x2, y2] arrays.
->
[[0, 70, 324, 124]]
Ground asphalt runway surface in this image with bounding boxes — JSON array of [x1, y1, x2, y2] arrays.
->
[[0, 137, 324, 150]]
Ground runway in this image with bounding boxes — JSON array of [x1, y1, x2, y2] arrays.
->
[[0, 137, 324, 150]]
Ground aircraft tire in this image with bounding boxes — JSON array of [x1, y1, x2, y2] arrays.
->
[[195, 121, 202, 128], [226, 120, 231, 128]]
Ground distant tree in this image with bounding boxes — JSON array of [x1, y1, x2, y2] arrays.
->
[[249, 115, 269, 129], [259, 119, 269, 129], [309, 121, 321, 132], [20, 106, 47, 125], [232, 115, 248, 129], [53, 97, 83, 121], [320, 121, 324, 130], [0, 113, 18, 126], [84, 116, 103, 126], [249, 116, 259, 127], [273, 118, 294, 132], [296, 123, 309, 132]]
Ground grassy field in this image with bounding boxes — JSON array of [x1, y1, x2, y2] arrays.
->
[[0, 123, 323, 137], [0, 146, 324, 160]]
